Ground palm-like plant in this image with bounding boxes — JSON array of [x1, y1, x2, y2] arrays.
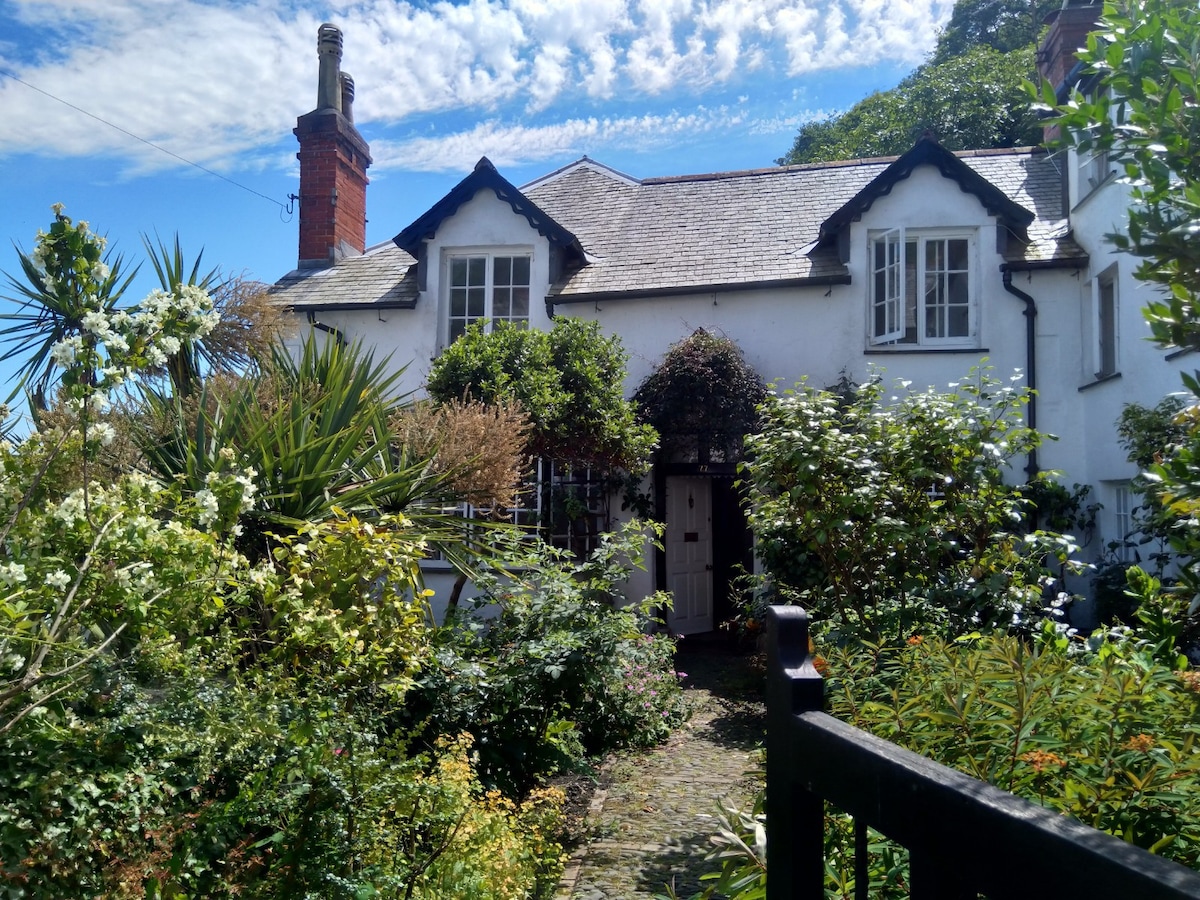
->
[[143, 234, 289, 397], [142, 233, 217, 397], [138, 334, 502, 568]]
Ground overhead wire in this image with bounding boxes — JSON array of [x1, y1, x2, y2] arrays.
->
[[0, 69, 294, 218]]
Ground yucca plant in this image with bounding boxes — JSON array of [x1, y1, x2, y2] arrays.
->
[[142, 233, 218, 398], [137, 334, 506, 573]]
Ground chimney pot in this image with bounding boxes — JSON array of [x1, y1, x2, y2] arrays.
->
[[340, 72, 355, 123], [317, 23, 343, 112]]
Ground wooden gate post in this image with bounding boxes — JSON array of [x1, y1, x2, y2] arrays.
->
[[765, 605, 826, 900]]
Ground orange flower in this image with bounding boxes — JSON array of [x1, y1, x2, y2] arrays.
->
[[812, 655, 830, 677], [1019, 749, 1067, 773], [907, 635, 924, 646], [1177, 670, 1200, 693], [1121, 733, 1155, 753]]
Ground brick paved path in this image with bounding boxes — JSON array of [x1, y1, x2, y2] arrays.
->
[[558, 642, 766, 899]]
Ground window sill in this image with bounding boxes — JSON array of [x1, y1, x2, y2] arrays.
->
[[865, 346, 987, 355], [1078, 371, 1122, 392]]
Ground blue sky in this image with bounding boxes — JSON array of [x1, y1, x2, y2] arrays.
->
[[0, 0, 954, 376]]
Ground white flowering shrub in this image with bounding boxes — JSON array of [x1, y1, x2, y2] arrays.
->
[[742, 369, 1086, 641], [0, 424, 267, 734], [0, 211, 585, 899], [3, 205, 218, 414]]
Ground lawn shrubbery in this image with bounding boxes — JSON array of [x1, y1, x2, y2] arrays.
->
[[410, 524, 687, 794]]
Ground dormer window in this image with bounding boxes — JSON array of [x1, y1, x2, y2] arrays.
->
[[869, 228, 976, 348], [446, 251, 532, 343]]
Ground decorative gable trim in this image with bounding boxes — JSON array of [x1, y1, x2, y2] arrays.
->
[[393, 157, 586, 258], [817, 135, 1036, 254]]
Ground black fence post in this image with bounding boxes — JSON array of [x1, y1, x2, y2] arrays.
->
[[766, 604, 825, 900]]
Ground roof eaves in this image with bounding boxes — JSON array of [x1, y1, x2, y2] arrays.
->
[[547, 273, 852, 306], [283, 297, 418, 311], [818, 136, 1036, 244], [393, 156, 586, 257]]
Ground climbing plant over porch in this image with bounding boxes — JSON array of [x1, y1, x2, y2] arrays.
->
[[634, 328, 766, 465]]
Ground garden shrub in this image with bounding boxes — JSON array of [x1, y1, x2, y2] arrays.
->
[[634, 328, 765, 465], [823, 631, 1200, 868], [408, 521, 688, 794], [0, 207, 692, 899], [741, 370, 1082, 642]]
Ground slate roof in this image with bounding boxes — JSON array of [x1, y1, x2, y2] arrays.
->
[[527, 145, 1084, 302], [270, 143, 1085, 311], [271, 241, 418, 311]]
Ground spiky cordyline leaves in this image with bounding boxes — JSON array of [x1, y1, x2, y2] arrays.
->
[[137, 333, 511, 568]]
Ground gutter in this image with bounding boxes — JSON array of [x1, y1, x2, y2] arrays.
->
[[545, 273, 852, 317], [1001, 267, 1039, 480]]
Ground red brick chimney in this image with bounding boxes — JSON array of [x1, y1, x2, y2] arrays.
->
[[1037, 1, 1103, 142], [295, 24, 371, 269]]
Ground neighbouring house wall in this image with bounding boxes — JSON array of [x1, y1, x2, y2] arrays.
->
[[1067, 152, 1191, 557]]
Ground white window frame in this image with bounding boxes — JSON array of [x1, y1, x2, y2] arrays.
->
[[1094, 266, 1119, 379], [869, 228, 977, 349], [442, 248, 533, 346], [425, 458, 606, 563], [1109, 481, 1133, 562]]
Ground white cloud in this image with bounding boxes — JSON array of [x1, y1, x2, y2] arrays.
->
[[0, 0, 955, 170], [370, 104, 817, 173]]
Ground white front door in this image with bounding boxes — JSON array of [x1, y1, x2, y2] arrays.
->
[[665, 476, 713, 635]]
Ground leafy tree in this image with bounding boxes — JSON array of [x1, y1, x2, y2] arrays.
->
[[931, 0, 1058, 64], [426, 318, 656, 474], [780, 45, 1042, 164], [1044, 0, 1200, 628], [1043, 0, 1200, 357]]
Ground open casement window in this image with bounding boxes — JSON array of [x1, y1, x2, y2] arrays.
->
[[869, 229, 974, 348], [446, 252, 532, 344], [872, 229, 905, 343]]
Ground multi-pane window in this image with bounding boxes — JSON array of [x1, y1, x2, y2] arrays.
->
[[447, 253, 531, 343], [1111, 482, 1132, 562], [870, 230, 973, 347], [431, 459, 606, 561]]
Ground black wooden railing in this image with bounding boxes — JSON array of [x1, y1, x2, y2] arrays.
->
[[764, 604, 1200, 900]]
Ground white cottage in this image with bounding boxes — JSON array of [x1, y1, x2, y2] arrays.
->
[[271, 5, 1186, 631]]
